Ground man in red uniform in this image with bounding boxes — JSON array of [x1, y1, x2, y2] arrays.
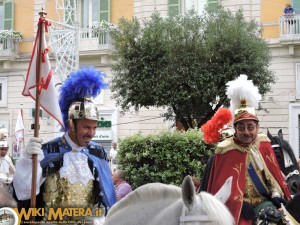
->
[[206, 75, 291, 225]]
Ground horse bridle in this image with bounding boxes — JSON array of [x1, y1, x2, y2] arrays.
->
[[179, 206, 211, 225], [272, 144, 300, 181]]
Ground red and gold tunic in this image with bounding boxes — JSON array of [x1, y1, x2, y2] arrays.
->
[[207, 133, 291, 225]]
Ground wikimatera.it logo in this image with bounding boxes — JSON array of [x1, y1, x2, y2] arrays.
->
[[0, 207, 104, 225], [0, 207, 18, 225]]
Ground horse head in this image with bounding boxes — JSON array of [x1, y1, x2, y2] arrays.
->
[[267, 129, 300, 195], [181, 176, 234, 225], [104, 175, 234, 225]]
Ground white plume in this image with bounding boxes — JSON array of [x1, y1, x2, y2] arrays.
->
[[226, 74, 262, 114]]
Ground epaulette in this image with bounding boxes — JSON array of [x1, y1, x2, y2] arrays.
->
[[257, 133, 271, 142], [87, 143, 108, 160], [42, 136, 70, 154]]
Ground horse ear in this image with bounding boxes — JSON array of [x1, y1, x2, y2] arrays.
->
[[267, 129, 273, 140], [182, 175, 196, 210], [214, 176, 233, 204], [278, 129, 283, 140]]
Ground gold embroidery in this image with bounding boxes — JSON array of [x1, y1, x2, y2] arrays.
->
[[232, 163, 243, 204], [43, 172, 94, 222], [265, 152, 277, 167]]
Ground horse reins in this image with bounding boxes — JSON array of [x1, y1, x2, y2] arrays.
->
[[285, 170, 300, 181], [179, 206, 210, 224]]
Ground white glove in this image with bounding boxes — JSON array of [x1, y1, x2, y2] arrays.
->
[[24, 137, 44, 160], [0, 173, 8, 183]]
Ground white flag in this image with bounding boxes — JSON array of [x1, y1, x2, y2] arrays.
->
[[22, 18, 64, 129], [15, 108, 24, 142], [14, 108, 25, 157]]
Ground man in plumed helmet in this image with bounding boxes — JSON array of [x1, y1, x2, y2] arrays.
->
[[13, 67, 117, 221], [205, 75, 291, 225]]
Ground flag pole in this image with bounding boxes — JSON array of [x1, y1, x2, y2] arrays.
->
[[31, 8, 46, 208], [21, 105, 25, 154]]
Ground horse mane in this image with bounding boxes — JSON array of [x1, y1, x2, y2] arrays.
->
[[108, 183, 181, 215]]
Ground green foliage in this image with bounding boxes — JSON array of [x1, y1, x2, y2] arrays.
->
[[116, 129, 212, 189], [111, 7, 275, 129]]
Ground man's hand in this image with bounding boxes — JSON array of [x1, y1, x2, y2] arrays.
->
[[241, 201, 255, 221], [116, 193, 121, 201], [271, 197, 287, 208], [24, 137, 44, 159]]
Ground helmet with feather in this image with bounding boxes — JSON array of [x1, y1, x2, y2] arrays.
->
[[59, 66, 109, 131], [226, 74, 261, 124]]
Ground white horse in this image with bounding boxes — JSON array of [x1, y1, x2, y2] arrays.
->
[[104, 175, 234, 225]]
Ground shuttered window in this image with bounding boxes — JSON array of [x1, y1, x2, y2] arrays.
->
[[0, 83, 2, 101], [3, 0, 14, 30], [0, 1, 3, 30], [207, 0, 218, 12], [168, 0, 180, 17], [292, 0, 300, 15], [100, 0, 110, 22], [0, 77, 7, 107]]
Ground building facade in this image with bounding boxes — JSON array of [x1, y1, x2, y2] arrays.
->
[[1, 0, 300, 158], [134, 0, 300, 159], [0, 0, 168, 156]]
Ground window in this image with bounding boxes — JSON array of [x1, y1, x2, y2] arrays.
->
[[168, 0, 180, 17], [0, 77, 7, 107], [182, 0, 202, 14], [79, 0, 109, 29], [207, 0, 218, 12], [168, 0, 218, 16], [0, 1, 3, 30], [292, 0, 300, 15], [289, 103, 300, 159], [296, 63, 300, 99], [64, 0, 109, 27], [0, 0, 14, 30]]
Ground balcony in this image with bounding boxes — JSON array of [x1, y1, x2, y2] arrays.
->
[[280, 15, 300, 42], [79, 27, 114, 52], [0, 31, 21, 57], [48, 20, 115, 54]]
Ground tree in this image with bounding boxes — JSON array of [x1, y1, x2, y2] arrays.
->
[[110, 7, 275, 130], [117, 129, 211, 189]]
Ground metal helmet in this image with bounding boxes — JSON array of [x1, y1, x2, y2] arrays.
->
[[59, 66, 109, 130], [68, 97, 99, 121]]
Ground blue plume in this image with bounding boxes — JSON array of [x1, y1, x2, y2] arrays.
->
[[59, 66, 109, 129]]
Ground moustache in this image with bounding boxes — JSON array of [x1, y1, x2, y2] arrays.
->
[[83, 134, 92, 139], [241, 134, 252, 138]]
